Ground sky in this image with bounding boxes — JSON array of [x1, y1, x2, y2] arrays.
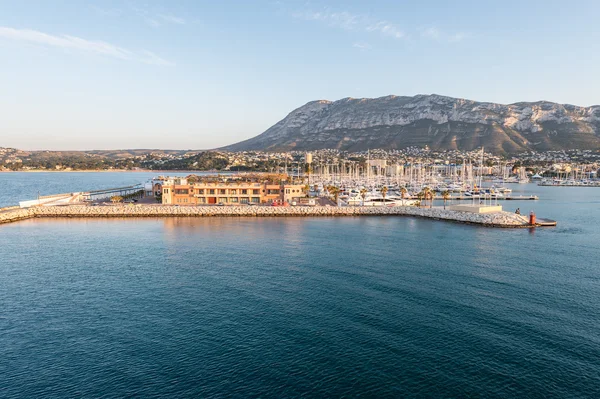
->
[[1, 0, 599, 150]]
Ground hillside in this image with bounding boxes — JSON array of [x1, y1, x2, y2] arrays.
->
[[223, 95, 600, 154]]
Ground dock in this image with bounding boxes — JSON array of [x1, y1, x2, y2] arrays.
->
[[411, 195, 539, 201], [17, 185, 144, 208], [535, 218, 557, 227], [503, 195, 539, 200]]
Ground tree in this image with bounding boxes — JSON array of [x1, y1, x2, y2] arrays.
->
[[111, 195, 123, 204], [360, 188, 368, 206], [416, 190, 425, 207], [381, 186, 388, 202], [442, 190, 450, 210], [400, 187, 408, 205], [328, 185, 340, 205], [427, 188, 435, 208]]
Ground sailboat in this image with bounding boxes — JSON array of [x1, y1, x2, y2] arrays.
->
[[518, 167, 529, 184]]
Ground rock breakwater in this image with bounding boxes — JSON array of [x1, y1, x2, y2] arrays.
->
[[0, 205, 532, 227], [0, 208, 35, 224]]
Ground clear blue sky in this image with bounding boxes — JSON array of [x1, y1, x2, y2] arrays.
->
[[1, 0, 599, 150]]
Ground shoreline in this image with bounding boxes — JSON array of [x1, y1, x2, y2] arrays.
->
[[1, 205, 538, 228]]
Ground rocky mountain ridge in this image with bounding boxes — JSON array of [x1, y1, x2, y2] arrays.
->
[[224, 94, 600, 153]]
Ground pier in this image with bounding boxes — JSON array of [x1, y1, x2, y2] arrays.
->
[[17, 185, 144, 208], [424, 195, 539, 201], [535, 218, 558, 226], [81, 185, 144, 202]]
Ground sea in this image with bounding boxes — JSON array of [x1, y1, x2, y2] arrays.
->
[[1, 172, 599, 398]]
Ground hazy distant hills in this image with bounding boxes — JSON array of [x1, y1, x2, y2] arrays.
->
[[223, 94, 600, 154]]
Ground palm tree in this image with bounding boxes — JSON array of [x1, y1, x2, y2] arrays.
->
[[421, 187, 433, 208], [416, 190, 425, 207], [428, 189, 435, 208], [442, 190, 450, 210], [328, 185, 340, 205], [400, 187, 408, 205], [381, 186, 388, 202], [360, 188, 368, 206]]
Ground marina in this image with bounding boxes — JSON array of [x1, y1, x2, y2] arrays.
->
[[3, 2, 599, 397], [2, 163, 557, 229]]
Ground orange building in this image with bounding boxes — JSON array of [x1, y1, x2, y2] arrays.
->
[[160, 175, 306, 205]]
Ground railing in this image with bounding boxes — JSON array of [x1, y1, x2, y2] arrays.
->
[[86, 184, 142, 194], [39, 193, 75, 199]]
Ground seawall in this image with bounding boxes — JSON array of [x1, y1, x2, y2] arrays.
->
[[0, 205, 532, 227]]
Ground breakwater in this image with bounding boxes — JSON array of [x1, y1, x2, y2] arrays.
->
[[0, 205, 533, 227], [0, 208, 36, 224]]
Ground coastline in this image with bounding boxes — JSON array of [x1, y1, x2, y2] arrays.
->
[[0, 205, 534, 228]]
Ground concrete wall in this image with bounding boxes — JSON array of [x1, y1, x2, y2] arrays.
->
[[19, 196, 75, 208]]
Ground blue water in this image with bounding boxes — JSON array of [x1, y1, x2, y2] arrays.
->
[[1, 173, 600, 398]]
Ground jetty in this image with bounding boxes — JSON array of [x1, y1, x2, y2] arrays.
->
[[535, 218, 558, 227], [429, 195, 539, 201], [17, 185, 143, 208], [0, 204, 555, 228], [538, 180, 600, 187]]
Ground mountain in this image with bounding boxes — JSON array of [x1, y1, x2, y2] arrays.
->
[[223, 94, 600, 153]]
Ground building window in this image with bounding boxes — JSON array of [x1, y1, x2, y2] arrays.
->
[[253, 189, 260, 194], [163, 188, 169, 194], [230, 189, 237, 195], [175, 189, 189, 195], [198, 189, 204, 194], [219, 189, 226, 195], [240, 197, 249, 204], [230, 197, 238, 203], [251, 197, 260, 203], [241, 189, 248, 194], [209, 189, 215, 195], [219, 197, 227, 203]]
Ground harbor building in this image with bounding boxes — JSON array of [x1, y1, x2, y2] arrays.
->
[[159, 175, 306, 205]]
